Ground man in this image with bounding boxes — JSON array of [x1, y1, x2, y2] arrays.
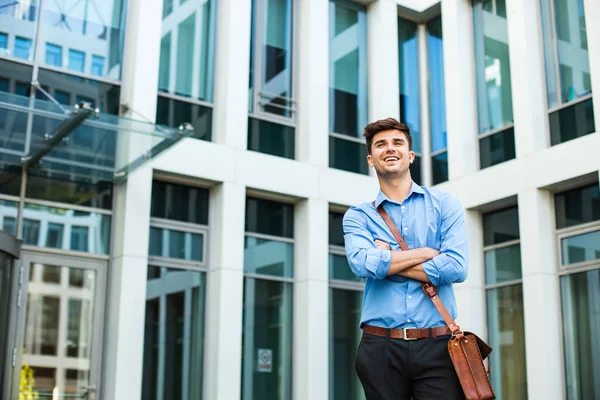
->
[[343, 117, 467, 399]]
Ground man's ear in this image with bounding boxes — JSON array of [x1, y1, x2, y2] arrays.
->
[[409, 151, 415, 164], [367, 154, 373, 167]]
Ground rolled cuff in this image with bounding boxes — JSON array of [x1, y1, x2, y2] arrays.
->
[[365, 248, 391, 279], [422, 254, 459, 286]]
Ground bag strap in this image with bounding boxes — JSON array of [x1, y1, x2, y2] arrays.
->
[[373, 201, 463, 337]]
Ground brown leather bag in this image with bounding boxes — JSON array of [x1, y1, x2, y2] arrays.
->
[[375, 203, 496, 400]]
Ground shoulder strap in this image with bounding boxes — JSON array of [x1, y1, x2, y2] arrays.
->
[[373, 201, 463, 337]]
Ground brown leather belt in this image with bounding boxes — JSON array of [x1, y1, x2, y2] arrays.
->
[[363, 325, 452, 340]]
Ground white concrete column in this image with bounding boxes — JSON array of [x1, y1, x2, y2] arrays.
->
[[103, 0, 162, 398], [212, 0, 252, 149], [441, 0, 479, 179], [454, 210, 486, 338], [293, 198, 329, 400], [418, 24, 432, 187], [506, 0, 550, 156], [296, 0, 329, 166], [367, 0, 400, 121], [204, 181, 246, 400], [583, 0, 600, 129], [518, 189, 564, 400]]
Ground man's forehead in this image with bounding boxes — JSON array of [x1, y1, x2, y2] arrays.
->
[[373, 130, 407, 141]]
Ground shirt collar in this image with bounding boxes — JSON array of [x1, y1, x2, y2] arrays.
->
[[374, 181, 425, 208]]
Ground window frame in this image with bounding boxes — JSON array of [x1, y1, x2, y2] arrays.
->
[[556, 220, 600, 274], [482, 238, 522, 290], [148, 216, 209, 268]]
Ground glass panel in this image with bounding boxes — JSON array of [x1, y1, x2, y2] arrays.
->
[[91, 55, 105, 76], [26, 172, 113, 209], [21, 203, 111, 254], [149, 227, 204, 262], [21, 263, 96, 399], [329, 253, 360, 282], [42, 264, 61, 284], [158, 0, 215, 101], [0, 252, 13, 389], [555, 183, 600, 229], [411, 155, 422, 186], [0, 200, 18, 236], [561, 230, 600, 265], [64, 369, 87, 397], [484, 244, 522, 284], [473, 0, 514, 134], [40, 0, 127, 79], [329, 288, 364, 400], [242, 278, 292, 400], [247, 117, 295, 159], [0, 33, 7, 53], [549, 98, 595, 145], [245, 197, 294, 238], [541, 0, 591, 108], [244, 237, 293, 278], [151, 181, 209, 225], [329, 211, 345, 246], [432, 152, 448, 185], [486, 284, 528, 399], [329, 2, 367, 137], [483, 206, 520, 246], [428, 16, 447, 154], [45, 43, 62, 67], [142, 266, 206, 400], [252, 0, 294, 118], [329, 136, 369, 175], [398, 17, 420, 153], [479, 127, 516, 169], [560, 269, 600, 400], [156, 95, 213, 141], [14, 36, 33, 61]]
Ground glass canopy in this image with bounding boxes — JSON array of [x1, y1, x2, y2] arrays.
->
[[0, 91, 194, 184]]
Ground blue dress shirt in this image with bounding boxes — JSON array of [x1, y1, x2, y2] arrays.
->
[[343, 182, 468, 329]]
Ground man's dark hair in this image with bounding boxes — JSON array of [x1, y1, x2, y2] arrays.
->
[[363, 117, 412, 155]]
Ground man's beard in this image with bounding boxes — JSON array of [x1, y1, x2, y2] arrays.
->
[[375, 165, 409, 181]]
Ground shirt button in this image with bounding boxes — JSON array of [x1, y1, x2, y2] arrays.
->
[[407, 319, 411, 323], [408, 295, 412, 299], [403, 227, 408, 231]]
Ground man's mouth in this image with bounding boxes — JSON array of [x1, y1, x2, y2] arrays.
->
[[383, 156, 399, 162]]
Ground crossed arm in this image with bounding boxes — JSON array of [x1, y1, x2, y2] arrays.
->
[[374, 240, 436, 282]]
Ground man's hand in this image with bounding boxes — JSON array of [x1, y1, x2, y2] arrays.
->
[[374, 240, 390, 250], [375, 240, 440, 260], [373, 240, 439, 282]]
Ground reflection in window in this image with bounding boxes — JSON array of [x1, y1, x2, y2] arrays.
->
[[46, 223, 64, 248], [149, 227, 203, 262], [151, 181, 209, 224], [0, 33, 7, 53], [561, 230, 600, 266], [554, 183, 600, 229], [247, 117, 295, 159], [398, 17, 420, 156], [23, 218, 40, 245], [473, 0, 515, 158], [156, 95, 213, 141], [158, 0, 216, 101], [14, 37, 32, 60], [91, 55, 105, 76], [70, 226, 89, 252], [45, 43, 62, 67], [245, 197, 294, 238], [244, 237, 293, 278], [68, 49, 85, 73], [142, 266, 206, 400]]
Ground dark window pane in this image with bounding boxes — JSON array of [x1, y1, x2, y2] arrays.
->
[[149, 227, 204, 262], [329, 136, 368, 175], [555, 183, 600, 229], [432, 152, 449, 185], [329, 254, 361, 282], [70, 226, 89, 252], [247, 118, 295, 159], [331, 86, 358, 136], [549, 98, 595, 146], [561, 230, 600, 266], [483, 206, 519, 246], [479, 127, 515, 169], [245, 197, 294, 238], [484, 244, 522, 285], [399, 17, 421, 153], [156, 95, 212, 141], [411, 155, 422, 186], [329, 212, 345, 246], [151, 181, 209, 225], [560, 270, 600, 400], [23, 218, 40, 245], [37, 68, 120, 115]]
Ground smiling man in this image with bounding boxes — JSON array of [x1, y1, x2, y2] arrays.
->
[[343, 117, 467, 399]]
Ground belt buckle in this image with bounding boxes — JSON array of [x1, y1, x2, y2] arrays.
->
[[403, 328, 417, 340]]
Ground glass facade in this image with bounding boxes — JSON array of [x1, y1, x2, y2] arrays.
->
[[427, 16, 448, 184], [541, 0, 595, 145], [473, 0, 515, 168], [483, 206, 527, 399], [242, 197, 294, 400], [329, 0, 368, 174], [143, 181, 209, 400]]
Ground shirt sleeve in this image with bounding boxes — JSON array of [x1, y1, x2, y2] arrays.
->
[[343, 207, 391, 280], [421, 194, 469, 286]]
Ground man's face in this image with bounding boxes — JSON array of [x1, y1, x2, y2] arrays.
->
[[367, 129, 414, 177]]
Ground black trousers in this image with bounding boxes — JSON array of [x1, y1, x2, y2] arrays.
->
[[355, 333, 464, 400]]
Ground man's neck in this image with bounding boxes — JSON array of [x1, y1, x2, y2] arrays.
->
[[378, 173, 413, 204]]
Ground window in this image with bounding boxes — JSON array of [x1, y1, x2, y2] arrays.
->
[[23, 218, 41, 246], [483, 206, 527, 399], [242, 197, 294, 400], [142, 180, 209, 400], [540, 0, 594, 145], [555, 182, 600, 399], [473, 0, 516, 169], [70, 226, 89, 252], [91, 55, 105, 76], [0, 33, 8, 55], [156, 0, 216, 141], [328, 211, 364, 400], [68, 50, 85, 73], [14, 37, 32, 60], [45, 43, 62, 67], [398, 17, 421, 184], [428, 16, 448, 184], [45, 223, 64, 248], [329, 1, 368, 175], [248, 0, 296, 159]]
